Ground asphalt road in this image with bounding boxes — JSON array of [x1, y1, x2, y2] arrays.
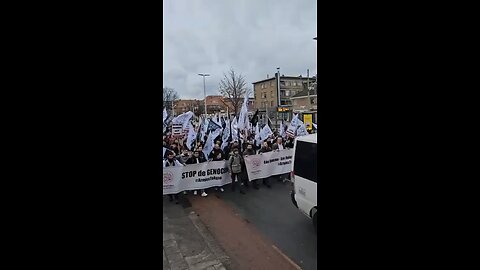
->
[[218, 178, 317, 270]]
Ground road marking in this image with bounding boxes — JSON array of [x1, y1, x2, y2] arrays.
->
[[271, 245, 302, 270]]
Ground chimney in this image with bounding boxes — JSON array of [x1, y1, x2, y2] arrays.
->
[[267, 74, 269, 79]]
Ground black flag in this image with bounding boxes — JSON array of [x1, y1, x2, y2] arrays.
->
[[251, 109, 259, 126], [221, 117, 226, 128]]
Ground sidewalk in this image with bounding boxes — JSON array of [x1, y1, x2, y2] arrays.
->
[[163, 197, 232, 270]]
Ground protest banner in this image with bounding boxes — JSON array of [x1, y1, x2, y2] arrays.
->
[[163, 160, 231, 195], [243, 149, 293, 181], [163, 149, 294, 194]]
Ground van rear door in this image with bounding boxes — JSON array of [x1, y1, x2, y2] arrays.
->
[[293, 140, 317, 217]]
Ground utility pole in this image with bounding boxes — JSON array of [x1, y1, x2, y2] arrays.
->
[[198, 73, 210, 117], [307, 69, 311, 109]]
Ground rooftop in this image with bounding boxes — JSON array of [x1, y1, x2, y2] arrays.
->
[[252, 75, 315, 85]]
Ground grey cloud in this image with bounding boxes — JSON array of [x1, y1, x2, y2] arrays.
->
[[164, 0, 317, 99]]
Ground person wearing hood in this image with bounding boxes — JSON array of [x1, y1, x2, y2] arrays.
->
[[163, 151, 184, 204]]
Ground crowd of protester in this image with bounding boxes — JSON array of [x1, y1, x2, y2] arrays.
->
[[162, 127, 307, 204]]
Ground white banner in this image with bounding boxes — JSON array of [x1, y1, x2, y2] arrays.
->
[[163, 149, 294, 194], [163, 161, 231, 195], [243, 149, 293, 181]]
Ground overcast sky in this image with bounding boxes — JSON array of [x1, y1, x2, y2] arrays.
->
[[163, 0, 317, 100]]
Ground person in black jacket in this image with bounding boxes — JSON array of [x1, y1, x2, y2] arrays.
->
[[256, 142, 272, 188], [285, 137, 294, 149], [208, 144, 224, 161], [242, 143, 258, 189], [186, 150, 208, 197], [196, 145, 207, 162]]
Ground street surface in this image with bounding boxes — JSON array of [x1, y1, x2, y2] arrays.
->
[[189, 178, 317, 270]]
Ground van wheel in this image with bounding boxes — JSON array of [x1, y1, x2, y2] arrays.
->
[[313, 212, 317, 233]]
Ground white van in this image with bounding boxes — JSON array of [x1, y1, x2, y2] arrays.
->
[[290, 134, 317, 232]]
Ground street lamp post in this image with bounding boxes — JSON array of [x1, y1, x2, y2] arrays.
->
[[198, 73, 210, 117]]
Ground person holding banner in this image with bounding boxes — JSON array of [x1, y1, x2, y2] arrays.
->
[[271, 137, 285, 151], [163, 151, 184, 204], [186, 150, 208, 197], [228, 147, 246, 194], [271, 137, 288, 183], [208, 144, 224, 161], [243, 143, 257, 189], [256, 141, 273, 188], [178, 148, 191, 165], [196, 145, 208, 162]]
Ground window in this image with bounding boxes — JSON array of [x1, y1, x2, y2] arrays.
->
[[262, 92, 267, 98], [270, 90, 274, 97], [280, 81, 286, 86], [286, 81, 290, 86], [270, 81, 273, 87], [294, 141, 317, 182], [285, 90, 290, 97], [270, 101, 274, 107]]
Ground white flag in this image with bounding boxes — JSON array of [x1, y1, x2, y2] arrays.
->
[[186, 122, 197, 150], [203, 128, 222, 158], [237, 90, 250, 130], [296, 122, 308, 137], [172, 111, 194, 128], [231, 117, 238, 141], [286, 114, 300, 138], [163, 108, 168, 122], [259, 124, 273, 142], [312, 123, 317, 129], [254, 123, 261, 146]]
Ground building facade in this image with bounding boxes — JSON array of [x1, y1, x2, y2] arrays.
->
[[253, 74, 314, 127], [290, 79, 317, 123], [173, 99, 202, 116]]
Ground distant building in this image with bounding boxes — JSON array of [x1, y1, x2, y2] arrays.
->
[[173, 99, 202, 116], [291, 78, 317, 123], [174, 95, 255, 117], [253, 73, 314, 127]]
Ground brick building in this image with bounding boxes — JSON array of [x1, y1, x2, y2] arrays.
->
[[174, 96, 254, 117], [253, 74, 314, 127], [173, 99, 202, 116]]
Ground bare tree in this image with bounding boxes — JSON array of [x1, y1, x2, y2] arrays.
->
[[218, 68, 247, 117], [163, 87, 179, 111]]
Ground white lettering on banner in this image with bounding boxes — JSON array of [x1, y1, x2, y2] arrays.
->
[[244, 149, 294, 181], [163, 161, 231, 195]]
